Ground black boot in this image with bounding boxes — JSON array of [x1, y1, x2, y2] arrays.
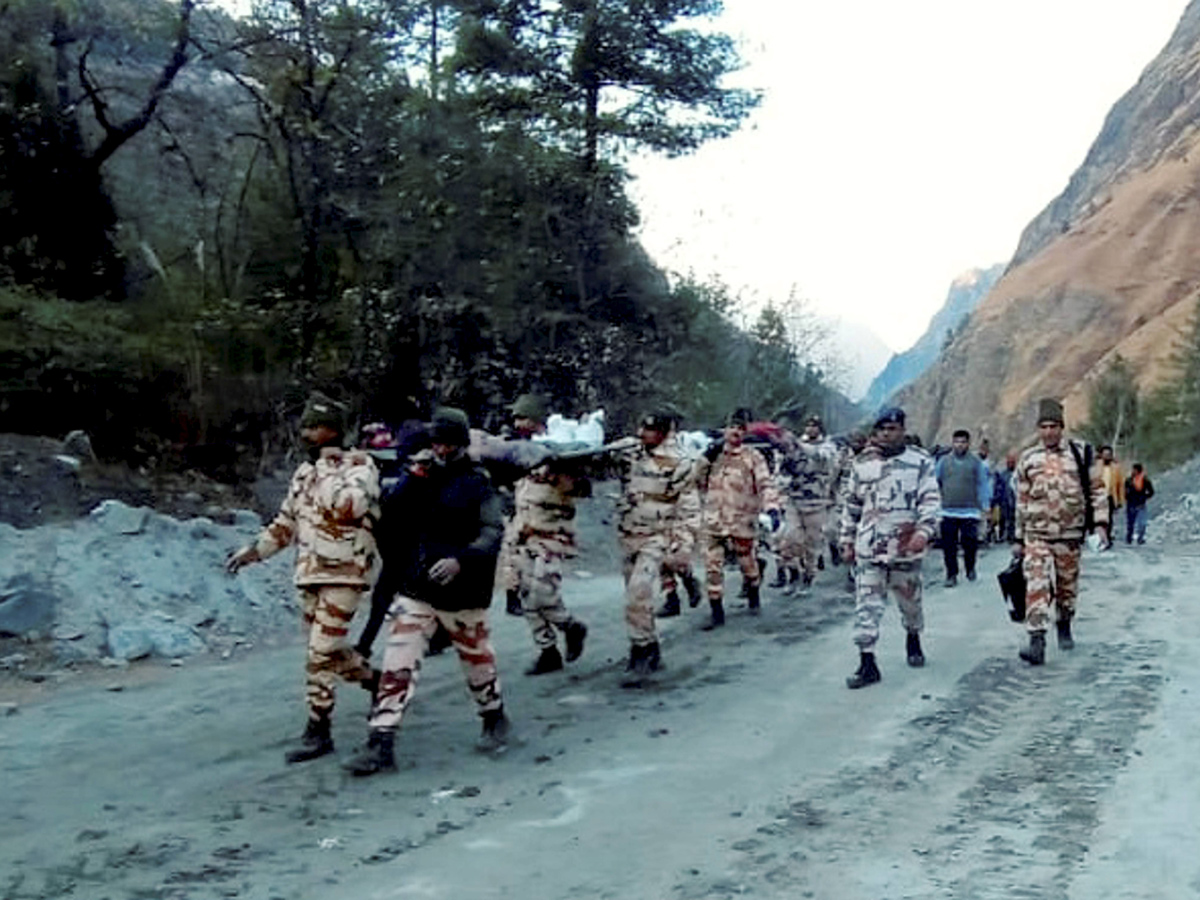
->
[[656, 592, 682, 618], [1019, 632, 1046, 666], [783, 567, 800, 597], [524, 645, 564, 676], [1056, 619, 1075, 650], [621, 642, 659, 688], [284, 715, 334, 764], [800, 571, 814, 592], [344, 728, 396, 776], [846, 652, 881, 689], [770, 567, 789, 589], [906, 632, 925, 667], [701, 598, 725, 630], [746, 582, 761, 614], [817, 554, 825, 571], [564, 620, 588, 662], [681, 571, 702, 608], [477, 707, 511, 753], [505, 588, 523, 616]]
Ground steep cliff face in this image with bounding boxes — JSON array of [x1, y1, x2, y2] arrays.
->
[[900, 0, 1200, 454], [863, 264, 1004, 412]]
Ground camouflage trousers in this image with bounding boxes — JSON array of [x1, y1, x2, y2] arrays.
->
[[368, 597, 503, 732], [1022, 538, 1081, 634], [514, 543, 578, 650], [852, 561, 924, 651], [705, 533, 760, 600], [660, 526, 698, 594], [779, 506, 828, 577], [298, 585, 374, 721], [621, 533, 669, 646], [497, 517, 521, 593]]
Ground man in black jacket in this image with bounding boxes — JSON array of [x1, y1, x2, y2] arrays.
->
[[346, 407, 509, 775]]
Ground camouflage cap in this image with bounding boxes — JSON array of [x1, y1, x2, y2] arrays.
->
[[725, 407, 753, 427], [510, 393, 548, 424], [874, 406, 906, 429], [639, 412, 674, 434], [430, 407, 471, 446], [300, 392, 347, 433], [1037, 397, 1064, 425]]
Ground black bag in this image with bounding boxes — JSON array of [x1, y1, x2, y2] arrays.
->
[[997, 558, 1027, 622], [1067, 439, 1095, 533]]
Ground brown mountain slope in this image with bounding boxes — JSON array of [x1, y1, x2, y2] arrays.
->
[[898, 1, 1200, 454]]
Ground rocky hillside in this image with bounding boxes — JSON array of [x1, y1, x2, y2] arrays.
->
[[863, 264, 1004, 411], [899, 0, 1200, 453]]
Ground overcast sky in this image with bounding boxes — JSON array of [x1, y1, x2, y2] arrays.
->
[[627, 0, 1190, 351]]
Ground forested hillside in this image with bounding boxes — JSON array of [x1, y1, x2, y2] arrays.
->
[[0, 0, 857, 473]]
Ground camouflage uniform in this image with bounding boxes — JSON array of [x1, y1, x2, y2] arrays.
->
[[1015, 440, 1107, 634], [779, 435, 839, 579], [615, 441, 701, 646], [510, 466, 587, 650], [252, 448, 381, 720], [699, 444, 782, 598], [839, 445, 940, 651]]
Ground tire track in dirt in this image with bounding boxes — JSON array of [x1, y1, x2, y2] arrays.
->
[[673, 638, 1165, 899]]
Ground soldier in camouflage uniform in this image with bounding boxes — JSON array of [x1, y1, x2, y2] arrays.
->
[[497, 394, 546, 616], [698, 409, 783, 627], [503, 397, 591, 675], [839, 407, 941, 689], [777, 415, 839, 594], [614, 413, 702, 685], [1013, 398, 1109, 665], [227, 393, 381, 763]]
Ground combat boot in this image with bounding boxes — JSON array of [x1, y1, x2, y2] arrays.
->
[[846, 652, 881, 689], [700, 598, 725, 630], [1056, 619, 1075, 650], [344, 728, 396, 776], [783, 567, 800, 597], [800, 572, 814, 593], [770, 567, 789, 589], [655, 592, 682, 618], [284, 715, 334, 764], [524, 645, 564, 676], [681, 571, 702, 607], [620, 642, 661, 688], [477, 708, 511, 753], [746, 582, 761, 615], [564, 620, 588, 662], [505, 588, 523, 616], [817, 554, 825, 571], [906, 632, 925, 668], [1019, 632, 1046, 666]]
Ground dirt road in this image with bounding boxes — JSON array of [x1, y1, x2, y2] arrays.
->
[[3, 543, 1198, 900]]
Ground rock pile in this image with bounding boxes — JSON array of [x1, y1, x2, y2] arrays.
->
[[0, 500, 295, 663]]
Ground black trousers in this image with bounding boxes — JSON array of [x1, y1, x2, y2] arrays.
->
[[940, 517, 978, 579]]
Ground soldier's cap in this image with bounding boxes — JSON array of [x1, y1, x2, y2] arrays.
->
[[430, 407, 471, 446], [805, 413, 824, 428], [639, 412, 674, 433], [725, 407, 753, 428], [1037, 397, 1065, 425], [510, 393, 548, 424], [300, 392, 348, 433], [873, 406, 906, 429]]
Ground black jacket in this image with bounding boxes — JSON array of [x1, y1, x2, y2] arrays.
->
[[1125, 474, 1155, 507], [376, 454, 503, 611]]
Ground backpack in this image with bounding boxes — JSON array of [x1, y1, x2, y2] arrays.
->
[[1067, 440, 1095, 532]]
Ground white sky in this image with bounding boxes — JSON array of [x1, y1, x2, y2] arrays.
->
[[627, 0, 1190, 351]]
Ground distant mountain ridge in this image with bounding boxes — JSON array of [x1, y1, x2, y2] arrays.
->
[[862, 264, 1004, 412], [897, 0, 1200, 454]]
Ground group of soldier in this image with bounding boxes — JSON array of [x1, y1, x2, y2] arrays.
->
[[225, 389, 1112, 773]]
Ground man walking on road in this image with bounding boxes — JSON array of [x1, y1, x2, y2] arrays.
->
[[840, 407, 941, 689], [1125, 463, 1155, 545], [613, 412, 701, 684], [1099, 445, 1124, 548], [346, 407, 509, 775], [776, 415, 838, 594], [934, 429, 990, 586], [698, 409, 783, 624], [1013, 398, 1108, 665], [226, 392, 381, 764]]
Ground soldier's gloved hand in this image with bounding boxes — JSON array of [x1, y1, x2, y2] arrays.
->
[[767, 508, 783, 532], [703, 439, 724, 462], [428, 557, 462, 585], [225, 545, 259, 574]]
